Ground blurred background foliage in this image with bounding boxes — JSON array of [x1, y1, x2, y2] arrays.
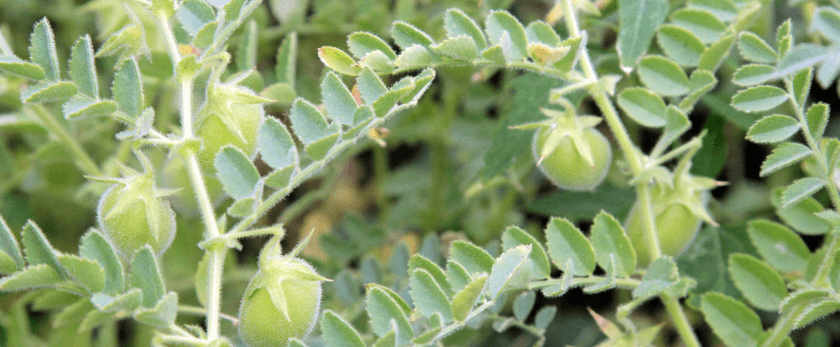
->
[[2, 0, 840, 346]]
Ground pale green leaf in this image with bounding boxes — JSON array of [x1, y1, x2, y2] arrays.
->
[[391, 21, 434, 49], [62, 97, 118, 120], [357, 67, 387, 104], [544, 217, 596, 276], [485, 11, 528, 61], [0, 55, 45, 80], [746, 114, 800, 143], [321, 310, 365, 347], [776, 44, 828, 79], [701, 292, 763, 347], [0, 215, 23, 271], [408, 254, 451, 296], [487, 245, 531, 299], [782, 178, 826, 208], [671, 8, 725, 44], [112, 59, 143, 119], [728, 253, 787, 311], [590, 211, 636, 278], [698, 33, 735, 71], [689, 0, 738, 21], [774, 192, 832, 236], [91, 289, 142, 312], [811, 7, 840, 43], [257, 118, 297, 170], [131, 246, 164, 308], [525, 21, 561, 47], [513, 291, 535, 322], [731, 86, 788, 113], [321, 72, 358, 125], [534, 305, 557, 329], [446, 260, 471, 293], [732, 64, 778, 86], [450, 240, 494, 275], [276, 32, 297, 85], [501, 226, 551, 279], [780, 290, 830, 315], [22, 221, 64, 275], [795, 300, 840, 329], [617, 0, 669, 69], [632, 257, 679, 298], [176, 0, 215, 36], [21, 81, 77, 104], [29, 18, 60, 81], [451, 274, 487, 322], [617, 87, 667, 127], [366, 286, 413, 344], [657, 25, 705, 67], [738, 32, 777, 63], [214, 146, 260, 200], [410, 269, 454, 322], [57, 255, 104, 293], [806, 103, 829, 140], [0, 264, 60, 291], [135, 292, 177, 328], [793, 68, 813, 106], [431, 36, 478, 61], [289, 98, 333, 144], [69, 35, 98, 97], [445, 8, 487, 50], [638, 55, 690, 96], [79, 230, 123, 295], [760, 142, 811, 177], [747, 220, 809, 273], [348, 32, 396, 60], [318, 47, 360, 76]]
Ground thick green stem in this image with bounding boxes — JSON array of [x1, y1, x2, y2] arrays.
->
[[662, 295, 701, 347], [560, 1, 699, 346], [30, 105, 102, 176]]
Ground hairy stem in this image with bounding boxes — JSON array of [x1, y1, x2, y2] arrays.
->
[[560, 1, 698, 346]]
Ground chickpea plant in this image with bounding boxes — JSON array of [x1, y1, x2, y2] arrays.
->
[[2, 0, 840, 346]]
